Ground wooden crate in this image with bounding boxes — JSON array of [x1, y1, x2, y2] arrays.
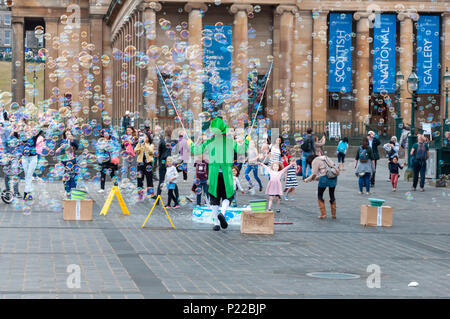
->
[[240, 211, 274, 235]]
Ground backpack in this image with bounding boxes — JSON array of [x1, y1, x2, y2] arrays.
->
[[196, 162, 208, 180], [337, 141, 346, 154], [416, 143, 427, 161], [359, 146, 369, 163], [301, 137, 312, 152], [322, 157, 340, 178]]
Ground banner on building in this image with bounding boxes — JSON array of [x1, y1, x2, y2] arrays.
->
[[328, 13, 353, 93], [373, 14, 397, 93], [203, 25, 232, 102], [416, 15, 440, 94]]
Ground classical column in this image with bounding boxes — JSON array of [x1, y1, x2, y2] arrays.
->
[[44, 18, 58, 102], [354, 12, 373, 123], [11, 17, 25, 105], [230, 4, 253, 126], [103, 21, 113, 118], [441, 13, 450, 122], [275, 5, 298, 121], [90, 15, 103, 120], [185, 2, 207, 117], [141, 1, 161, 120], [398, 12, 418, 125], [292, 11, 313, 121], [312, 11, 328, 122]]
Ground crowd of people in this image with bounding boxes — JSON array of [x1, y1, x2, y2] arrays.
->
[[0, 105, 442, 230]]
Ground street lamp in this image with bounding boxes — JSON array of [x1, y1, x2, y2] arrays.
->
[[395, 66, 404, 139], [406, 67, 419, 172], [444, 67, 450, 129]]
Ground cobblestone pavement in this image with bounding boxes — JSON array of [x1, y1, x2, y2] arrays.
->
[[0, 158, 449, 299]]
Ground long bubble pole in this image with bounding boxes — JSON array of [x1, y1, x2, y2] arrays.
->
[[248, 61, 273, 136], [155, 64, 189, 137]]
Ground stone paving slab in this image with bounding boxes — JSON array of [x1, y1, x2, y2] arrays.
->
[[0, 158, 448, 298]]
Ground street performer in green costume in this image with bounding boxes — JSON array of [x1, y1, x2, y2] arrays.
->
[[188, 118, 249, 231]]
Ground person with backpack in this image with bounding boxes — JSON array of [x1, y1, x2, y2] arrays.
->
[[336, 137, 348, 171], [410, 135, 429, 192], [304, 154, 339, 219], [193, 157, 209, 206], [355, 137, 375, 195], [301, 128, 316, 179]]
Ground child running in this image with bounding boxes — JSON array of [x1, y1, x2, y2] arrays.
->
[[259, 160, 293, 213], [389, 156, 404, 192], [284, 157, 299, 201], [336, 137, 348, 171]]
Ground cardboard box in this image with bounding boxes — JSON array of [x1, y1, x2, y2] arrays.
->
[[360, 205, 393, 227], [241, 211, 274, 235], [63, 199, 94, 221]]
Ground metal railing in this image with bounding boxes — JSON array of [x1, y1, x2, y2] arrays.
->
[[111, 118, 396, 143]]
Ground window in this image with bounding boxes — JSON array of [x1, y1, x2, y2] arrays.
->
[[4, 30, 11, 46], [4, 15, 10, 26]]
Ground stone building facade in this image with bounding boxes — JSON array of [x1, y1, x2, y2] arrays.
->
[[9, 0, 450, 129]]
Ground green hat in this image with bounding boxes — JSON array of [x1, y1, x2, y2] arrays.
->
[[210, 118, 228, 134]]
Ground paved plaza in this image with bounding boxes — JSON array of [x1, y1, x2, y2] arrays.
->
[[0, 158, 449, 299]]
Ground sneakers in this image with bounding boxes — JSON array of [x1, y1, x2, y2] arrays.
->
[[276, 209, 280, 213], [392, 188, 396, 192], [284, 195, 289, 201], [366, 192, 371, 195], [217, 213, 228, 229], [358, 191, 363, 195], [98, 189, 105, 193], [290, 197, 295, 201], [213, 225, 220, 231], [173, 204, 180, 208], [420, 188, 425, 192]]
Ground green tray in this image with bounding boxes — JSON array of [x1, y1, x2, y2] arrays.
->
[[249, 200, 267, 212], [71, 189, 88, 200], [368, 198, 385, 207]]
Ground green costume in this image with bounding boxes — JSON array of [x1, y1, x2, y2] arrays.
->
[[190, 118, 249, 199]]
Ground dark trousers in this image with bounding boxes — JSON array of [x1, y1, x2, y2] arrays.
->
[[413, 160, 427, 189], [370, 160, 377, 185], [157, 164, 167, 197], [137, 162, 153, 188], [101, 163, 118, 189], [196, 179, 209, 206], [359, 173, 371, 192], [167, 184, 179, 206], [318, 186, 336, 203], [62, 159, 77, 194]]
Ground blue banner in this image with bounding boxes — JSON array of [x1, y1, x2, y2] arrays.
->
[[328, 13, 352, 93], [203, 25, 232, 102], [416, 15, 440, 94], [373, 14, 397, 93]]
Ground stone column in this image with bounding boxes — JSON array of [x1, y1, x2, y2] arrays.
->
[[293, 11, 313, 122], [103, 21, 113, 118], [90, 15, 103, 120], [141, 1, 161, 120], [441, 13, 450, 122], [398, 12, 418, 125], [312, 11, 328, 122], [185, 2, 207, 117], [354, 12, 373, 123], [44, 18, 58, 101], [275, 5, 298, 121], [11, 17, 25, 105], [230, 4, 253, 126]]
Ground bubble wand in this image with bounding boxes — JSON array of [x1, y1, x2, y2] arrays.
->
[[155, 64, 189, 138], [248, 61, 273, 136]]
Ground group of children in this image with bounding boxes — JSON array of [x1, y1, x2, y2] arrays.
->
[[187, 151, 301, 214]]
